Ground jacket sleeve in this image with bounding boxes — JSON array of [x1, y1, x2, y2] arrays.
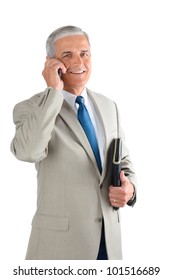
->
[[10, 88, 64, 163]]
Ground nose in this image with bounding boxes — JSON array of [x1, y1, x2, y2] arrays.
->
[[72, 54, 83, 65]]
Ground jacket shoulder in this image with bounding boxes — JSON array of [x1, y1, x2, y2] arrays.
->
[[87, 88, 116, 104], [13, 92, 42, 111]]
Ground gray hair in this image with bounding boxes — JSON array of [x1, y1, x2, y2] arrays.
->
[[46, 25, 90, 58]]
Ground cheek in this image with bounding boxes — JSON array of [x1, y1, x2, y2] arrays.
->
[[85, 70, 91, 81], [86, 60, 91, 70]]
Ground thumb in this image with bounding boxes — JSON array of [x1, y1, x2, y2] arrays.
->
[[120, 171, 129, 187], [120, 170, 125, 182]]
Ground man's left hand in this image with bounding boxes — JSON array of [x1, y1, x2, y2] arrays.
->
[[109, 171, 134, 208]]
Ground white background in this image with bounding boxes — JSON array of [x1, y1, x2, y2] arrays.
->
[[0, 0, 172, 278]]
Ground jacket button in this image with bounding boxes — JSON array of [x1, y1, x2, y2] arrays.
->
[[95, 217, 102, 223]]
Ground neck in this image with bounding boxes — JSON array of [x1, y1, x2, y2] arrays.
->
[[63, 86, 85, 96]]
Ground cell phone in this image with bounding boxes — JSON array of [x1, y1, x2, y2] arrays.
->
[[58, 68, 62, 79]]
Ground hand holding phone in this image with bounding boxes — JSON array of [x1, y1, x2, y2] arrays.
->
[[42, 58, 66, 90]]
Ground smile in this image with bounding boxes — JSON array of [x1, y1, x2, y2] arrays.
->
[[68, 69, 86, 74], [70, 71, 85, 74]]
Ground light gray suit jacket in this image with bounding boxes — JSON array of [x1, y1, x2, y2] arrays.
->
[[11, 88, 137, 260]]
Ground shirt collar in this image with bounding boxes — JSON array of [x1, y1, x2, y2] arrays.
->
[[62, 88, 88, 112]]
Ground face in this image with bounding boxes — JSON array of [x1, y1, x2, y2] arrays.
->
[[54, 35, 91, 95]]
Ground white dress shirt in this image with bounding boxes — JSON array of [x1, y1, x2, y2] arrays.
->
[[62, 88, 105, 166]]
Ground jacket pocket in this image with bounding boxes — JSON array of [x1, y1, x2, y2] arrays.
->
[[32, 214, 69, 231]]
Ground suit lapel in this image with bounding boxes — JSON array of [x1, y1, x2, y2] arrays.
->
[[59, 100, 100, 176], [87, 89, 114, 143], [87, 89, 117, 183], [87, 89, 110, 180], [59, 89, 115, 181]]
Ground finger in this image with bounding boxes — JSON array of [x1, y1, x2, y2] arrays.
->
[[109, 185, 125, 196], [45, 59, 60, 69], [110, 197, 118, 205], [109, 186, 128, 204], [110, 197, 126, 208], [45, 58, 66, 72]]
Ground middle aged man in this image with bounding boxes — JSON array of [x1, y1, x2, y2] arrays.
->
[[11, 25, 137, 260]]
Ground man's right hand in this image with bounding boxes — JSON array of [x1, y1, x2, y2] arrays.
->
[[42, 57, 66, 90]]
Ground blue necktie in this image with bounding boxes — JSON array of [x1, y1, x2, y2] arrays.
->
[[76, 96, 102, 174]]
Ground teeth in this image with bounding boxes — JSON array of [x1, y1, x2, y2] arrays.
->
[[71, 70, 85, 74]]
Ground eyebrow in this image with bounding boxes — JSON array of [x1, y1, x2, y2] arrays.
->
[[61, 51, 71, 56], [61, 50, 90, 56]]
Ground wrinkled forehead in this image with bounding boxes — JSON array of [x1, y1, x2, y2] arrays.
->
[[54, 34, 91, 55]]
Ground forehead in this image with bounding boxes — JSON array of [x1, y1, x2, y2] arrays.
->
[[55, 35, 90, 53]]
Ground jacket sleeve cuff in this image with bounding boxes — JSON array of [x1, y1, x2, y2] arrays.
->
[[127, 185, 136, 207]]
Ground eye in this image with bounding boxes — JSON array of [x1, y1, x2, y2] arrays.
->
[[81, 52, 89, 57], [64, 54, 70, 58], [61, 52, 72, 58]]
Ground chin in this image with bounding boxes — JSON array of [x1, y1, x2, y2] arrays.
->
[[65, 76, 89, 87]]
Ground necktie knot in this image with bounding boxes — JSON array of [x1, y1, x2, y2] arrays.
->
[[76, 96, 84, 105]]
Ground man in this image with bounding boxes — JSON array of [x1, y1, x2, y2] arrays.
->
[[11, 25, 137, 260]]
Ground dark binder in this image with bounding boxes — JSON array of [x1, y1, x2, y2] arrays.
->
[[112, 138, 122, 210]]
